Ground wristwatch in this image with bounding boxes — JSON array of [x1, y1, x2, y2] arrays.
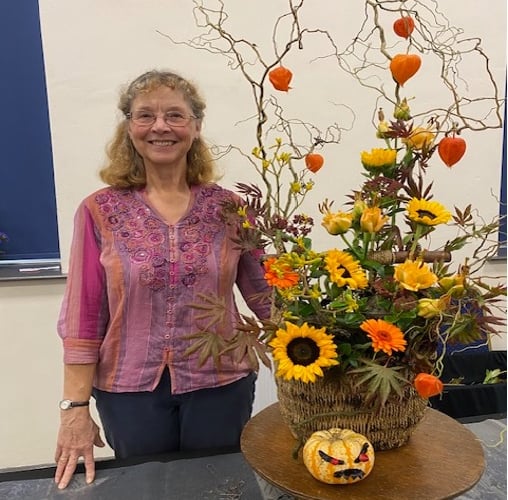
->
[[59, 399, 90, 410]]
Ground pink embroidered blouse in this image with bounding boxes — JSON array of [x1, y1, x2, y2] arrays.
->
[[57, 184, 271, 394]]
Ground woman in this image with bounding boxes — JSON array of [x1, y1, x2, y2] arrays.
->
[[54, 70, 271, 489]]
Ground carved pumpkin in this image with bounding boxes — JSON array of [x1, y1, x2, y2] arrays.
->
[[389, 54, 421, 86], [305, 153, 324, 173], [268, 66, 293, 92], [393, 16, 415, 39], [303, 428, 375, 485], [438, 136, 467, 167]]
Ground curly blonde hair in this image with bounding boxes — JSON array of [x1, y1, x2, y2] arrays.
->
[[100, 70, 218, 188]]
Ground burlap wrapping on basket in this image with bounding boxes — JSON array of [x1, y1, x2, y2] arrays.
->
[[276, 371, 428, 451]]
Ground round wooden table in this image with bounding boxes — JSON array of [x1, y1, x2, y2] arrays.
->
[[241, 403, 484, 500]]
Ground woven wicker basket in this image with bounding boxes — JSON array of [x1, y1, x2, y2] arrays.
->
[[276, 370, 428, 451]]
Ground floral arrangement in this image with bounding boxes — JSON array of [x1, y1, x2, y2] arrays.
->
[[257, 122, 503, 403], [178, 1, 506, 405]]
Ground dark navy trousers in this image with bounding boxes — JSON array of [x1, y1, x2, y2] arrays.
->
[[93, 370, 256, 459]]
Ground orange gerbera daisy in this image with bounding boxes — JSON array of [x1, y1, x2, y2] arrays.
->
[[360, 319, 407, 356], [263, 257, 299, 289]]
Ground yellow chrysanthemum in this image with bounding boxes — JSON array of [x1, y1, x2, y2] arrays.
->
[[360, 148, 397, 171], [360, 319, 407, 356], [269, 322, 339, 383], [407, 198, 452, 226], [324, 250, 368, 289], [394, 259, 438, 291]]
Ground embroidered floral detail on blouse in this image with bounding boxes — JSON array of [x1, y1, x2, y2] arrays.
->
[[95, 186, 233, 291]]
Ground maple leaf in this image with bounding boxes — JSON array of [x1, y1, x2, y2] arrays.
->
[[183, 330, 230, 368], [221, 314, 272, 371], [350, 360, 408, 407], [189, 293, 227, 331]]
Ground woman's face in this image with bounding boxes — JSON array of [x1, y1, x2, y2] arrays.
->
[[127, 86, 201, 172]]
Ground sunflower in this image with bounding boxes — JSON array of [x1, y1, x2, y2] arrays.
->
[[407, 198, 451, 226], [394, 259, 438, 291], [263, 256, 299, 289], [324, 250, 368, 289], [360, 319, 407, 356], [269, 322, 339, 383]]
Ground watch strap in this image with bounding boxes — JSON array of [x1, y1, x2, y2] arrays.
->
[[59, 399, 90, 410]]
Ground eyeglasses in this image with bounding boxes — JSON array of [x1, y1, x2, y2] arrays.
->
[[126, 110, 197, 127]]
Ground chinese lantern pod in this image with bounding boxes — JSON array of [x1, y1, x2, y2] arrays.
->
[[414, 373, 444, 398], [305, 153, 324, 173], [438, 136, 467, 167], [389, 54, 421, 86], [393, 16, 415, 38], [268, 66, 293, 92]]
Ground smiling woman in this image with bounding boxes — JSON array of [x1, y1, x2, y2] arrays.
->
[[54, 69, 272, 490], [125, 86, 201, 174]]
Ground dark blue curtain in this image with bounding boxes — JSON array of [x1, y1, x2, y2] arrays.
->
[[0, 0, 60, 261]]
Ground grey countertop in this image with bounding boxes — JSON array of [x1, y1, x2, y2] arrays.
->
[[0, 418, 505, 500]]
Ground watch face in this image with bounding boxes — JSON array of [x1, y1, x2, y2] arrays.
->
[[59, 399, 72, 410]]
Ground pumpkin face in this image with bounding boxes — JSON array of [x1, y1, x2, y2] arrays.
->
[[303, 428, 375, 485]]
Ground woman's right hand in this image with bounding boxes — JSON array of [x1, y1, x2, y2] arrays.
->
[[54, 408, 105, 489]]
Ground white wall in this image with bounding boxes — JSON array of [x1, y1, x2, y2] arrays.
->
[[0, 0, 505, 469]]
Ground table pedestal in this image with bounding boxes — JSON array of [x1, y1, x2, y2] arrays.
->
[[241, 403, 484, 500]]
